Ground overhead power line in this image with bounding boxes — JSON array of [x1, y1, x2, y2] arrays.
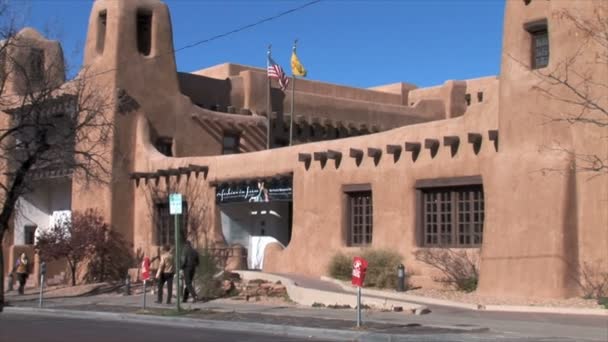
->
[[79, 0, 322, 81], [175, 0, 321, 53]]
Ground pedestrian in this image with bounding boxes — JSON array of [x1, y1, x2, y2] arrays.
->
[[15, 252, 30, 295], [155, 245, 175, 304], [181, 240, 200, 303]]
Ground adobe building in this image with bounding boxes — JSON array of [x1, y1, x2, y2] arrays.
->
[[2, 0, 606, 299]]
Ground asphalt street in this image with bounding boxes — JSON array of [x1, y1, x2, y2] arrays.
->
[[0, 314, 334, 342]]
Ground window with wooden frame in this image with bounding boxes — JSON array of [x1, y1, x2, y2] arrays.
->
[[416, 176, 484, 248], [154, 201, 188, 246], [344, 184, 373, 246], [526, 20, 549, 69], [222, 133, 240, 155]]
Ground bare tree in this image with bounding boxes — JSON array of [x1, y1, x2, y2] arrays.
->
[[531, 7, 608, 175], [414, 248, 479, 292], [0, 1, 112, 311], [141, 176, 212, 252]]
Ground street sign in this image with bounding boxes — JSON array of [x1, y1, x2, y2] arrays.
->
[[169, 193, 182, 215]]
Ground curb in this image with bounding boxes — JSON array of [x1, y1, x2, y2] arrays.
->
[[3, 306, 488, 342], [235, 271, 429, 314], [321, 276, 479, 311], [321, 276, 608, 317]]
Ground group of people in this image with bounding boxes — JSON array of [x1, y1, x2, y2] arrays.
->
[[6, 243, 201, 303], [155, 240, 200, 304]]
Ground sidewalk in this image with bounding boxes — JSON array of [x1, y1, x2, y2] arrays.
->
[[3, 273, 607, 342]]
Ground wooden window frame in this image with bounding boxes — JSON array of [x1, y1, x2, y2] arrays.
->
[[343, 184, 373, 247], [416, 176, 484, 248], [525, 19, 549, 69], [154, 201, 188, 246]]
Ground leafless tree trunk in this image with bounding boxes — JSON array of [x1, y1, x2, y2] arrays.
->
[[0, 0, 113, 311], [141, 176, 212, 251]]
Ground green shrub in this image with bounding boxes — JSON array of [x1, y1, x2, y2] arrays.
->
[[459, 277, 478, 293], [361, 249, 403, 289], [194, 248, 222, 299], [598, 297, 608, 309], [328, 252, 352, 281], [328, 249, 405, 289]]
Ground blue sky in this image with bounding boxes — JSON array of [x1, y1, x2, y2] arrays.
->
[[22, 0, 505, 88]]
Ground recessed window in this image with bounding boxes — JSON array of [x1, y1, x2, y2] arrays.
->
[[155, 202, 187, 246], [477, 92, 483, 103], [526, 20, 549, 69], [464, 93, 471, 106], [137, 10, 152, 56], [417, 181, 484, 248], [30, 48, 44, 81], [24, 225, 37, 245], [345, 186, 373, 246], [154, 137, 173, 157], [222, 133, 240, 154], [97, 10, 107, 54]]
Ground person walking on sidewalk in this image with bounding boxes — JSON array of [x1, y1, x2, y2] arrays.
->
[[181, 240, 200, 303], [15, 253, 30, 295], [155, 245, 175, 304]]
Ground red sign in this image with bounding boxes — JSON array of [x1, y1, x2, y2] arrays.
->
[[141, 257, 151, 281], [351, 256, 368, 287]]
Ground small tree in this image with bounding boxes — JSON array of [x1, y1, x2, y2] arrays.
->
[[36, 211, 93, 286], [36, 209, 129, 286], [85, 214, 133, 283]]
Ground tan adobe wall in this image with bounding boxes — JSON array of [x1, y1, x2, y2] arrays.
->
[[130, 92, 497, 289], [2, 28, 65, 96], [478, 0, 608, 299]]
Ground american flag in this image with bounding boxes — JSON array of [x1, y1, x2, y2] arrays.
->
[[267, 55, 290, 91]]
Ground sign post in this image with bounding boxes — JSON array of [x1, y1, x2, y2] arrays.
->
[[351, 256, 368, 327], [141, 257, 151, 310], [39, 261, 47, 308], [169, 193, 182, 312]]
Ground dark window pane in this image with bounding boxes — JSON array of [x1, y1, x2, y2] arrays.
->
[[137, 11, 152, 56], [223, 133, 240, 154], [532, 29, 549, 69], [24, 225, 37, 245], [422, 184, 484, 247], [154, 137, 173, 157], [347, 190, 372, 246]]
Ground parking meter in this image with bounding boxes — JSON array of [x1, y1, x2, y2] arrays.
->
[[40, 261, 47, 277], [397, 264, 406, 292]]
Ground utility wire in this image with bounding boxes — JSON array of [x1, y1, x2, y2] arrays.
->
[[175, 0, 321, 53], [78, 0, 322, 81]]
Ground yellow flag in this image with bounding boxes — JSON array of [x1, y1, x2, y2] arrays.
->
[[291, 50, 307, 77]]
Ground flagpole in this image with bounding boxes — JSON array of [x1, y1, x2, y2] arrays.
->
[[266, 45, 272, 150], [290, 74, 295, 145]]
